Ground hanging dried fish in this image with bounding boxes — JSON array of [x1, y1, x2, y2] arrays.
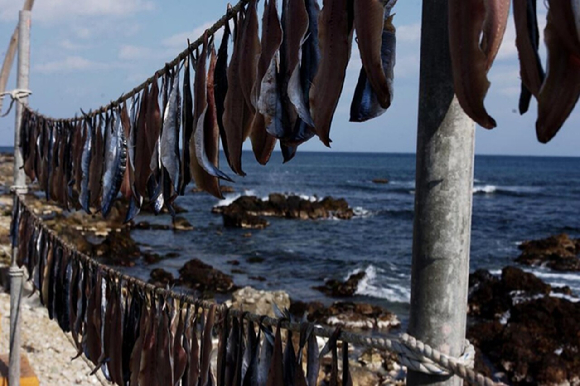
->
[[79, 117, 93, 213], [186, 305, 200, 386], [191, 35, 226, 198], [266, 319, 284, 386], [123, 284, 143, 384], [306, 324, 319, 386], [125, 96, 143, 222], [103, 279, 124, 385], [119, 102, 132, 198], [195, 45, 232, 185], [161, 66, 182, 194], [102, 108, 128, 218], [89, 114, 105, 210], [513, 0, 544, 115], [351, 0, 396, 122], [134, 85, 150, 199], [239, 0, 261, 114], [319, 327, 341, 386], [217, 308, 230, 386], [448, 0, 509, 129], [242, 318, 260, 386], [309, 0, 354, 146], [215, 20, 232, 170], [200, 304, 216, 386], [180, 55, 194, 196], [536, 1, 580, 143], [129, 291, 150, 386], [223, 10, 252, 176], [173, 304, 188, 384]]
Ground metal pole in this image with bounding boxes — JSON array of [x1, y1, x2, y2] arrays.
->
[[407, 1, 475, 385], [0, 0, 35, 114], [9, 10, 30, 386]]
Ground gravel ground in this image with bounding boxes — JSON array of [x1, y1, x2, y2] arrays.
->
[[0, 288, 108, 385]]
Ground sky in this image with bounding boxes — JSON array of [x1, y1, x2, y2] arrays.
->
[[0, 0, 577, 157]]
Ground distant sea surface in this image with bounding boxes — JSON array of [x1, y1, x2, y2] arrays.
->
[[4, 147, 579, 322]]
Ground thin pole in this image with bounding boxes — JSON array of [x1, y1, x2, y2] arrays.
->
[[0, 0, 35, 114], [9, 10, 31, 386], [407, 0, 475, 385]]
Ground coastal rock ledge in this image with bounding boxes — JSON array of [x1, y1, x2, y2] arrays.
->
[[212, 194, 354, 229], [516, 233, 580, 271]]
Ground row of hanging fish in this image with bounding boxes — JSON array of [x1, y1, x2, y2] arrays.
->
[[19, 0, 398, 218], [12, 196, 353, 386], [450, 0, 580, 143]]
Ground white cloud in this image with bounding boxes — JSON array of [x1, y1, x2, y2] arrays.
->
[[118, 45, 155, 61], [0, 0, 155, 22], [59, 39, 87, 51], [397, 23, 421, 43], [35, 56, 112, 73]]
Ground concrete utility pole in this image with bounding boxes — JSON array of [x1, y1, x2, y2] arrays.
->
[[10, 10, 31, 386], [407, 0, 475, 385], [0, 0, 35, 114]]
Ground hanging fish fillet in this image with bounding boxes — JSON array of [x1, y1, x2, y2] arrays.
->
[[160, 67, 182, 193], [119, 103, 132, 198], [536, 1, 580, 143], [191, 36, 226, 198], [448, 0, 497, 129], [134, 85, 150, 198], [215, 21, 232, 170], [180, 56, 194, 195], [89, 115, 105, 210], [195, 47, 232, 183], [239, 0, 261, 114], [481, 0, 511, 71], [101, 108, 128, 218], [79, 117, 93, 213], [351, 1, 396, 122], [309, 0, 355, 146], [353, 0, 394, 110], [513, 0, 544, 114], [250, 0, 282, 164], [223, 11, 253, 176]]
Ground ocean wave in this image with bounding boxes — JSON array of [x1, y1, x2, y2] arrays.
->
[[473, 185, 542, 196], [352, 207, 374, 218], [347, 265, 411, 303]]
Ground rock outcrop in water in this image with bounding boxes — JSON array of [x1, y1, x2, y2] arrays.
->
[[178, 258, 236, 293], [516, 233, 580, 271], [290, 300, 400, 331], [314, 271, 366, 297], [468, 266, 580, 385], [212, 194, 355, 229]]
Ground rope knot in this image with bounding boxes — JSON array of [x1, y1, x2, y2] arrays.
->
[[0, 88, 32, 116]]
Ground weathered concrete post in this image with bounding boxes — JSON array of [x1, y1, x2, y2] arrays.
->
[[9, 10, 31, 386], [407, 1, 475, 385]]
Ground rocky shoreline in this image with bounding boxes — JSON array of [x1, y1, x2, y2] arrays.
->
[[0, 153, 578, 385]]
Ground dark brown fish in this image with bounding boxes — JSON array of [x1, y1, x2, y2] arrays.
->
[[342, 341, 352, 386], [120, 103, 132, 198], [319, 328, 341, 386], [88, 115, 105, 209], [200, 304, 216, 386], [190, 36, 224, 198], [353, 0, 392, 109], [187, 306, 200, 386], [239, 0, 261, 113], [251, 0, 282, 164], [129, 293, 149, 386], [536, 1, 580, 143], [215, 20, 232, 169], [134, 85, 150, 198], [155, 299, 174, 386], [138, 296, 159, 386], [180, 56, 194, 195], [223, 11, 253, 176], [482, 0, 511, 70], [266, 320, 284, 386], [105, 281, 124, 385], [309, 0, 354, 146], [73, 121, 84, 196], [173, 305, 188, 384], [217, 308, 230, 386], [448, 0, 496, 129]]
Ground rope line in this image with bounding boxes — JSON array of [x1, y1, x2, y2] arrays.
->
[[20, 0, 249, 124], [14, 193, 506, 386], [0, 88, 31, 116]]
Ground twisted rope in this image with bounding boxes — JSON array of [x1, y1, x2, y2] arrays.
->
[[13, 193, 506, 386], [0, 88, 31, 116], [19, 0, 248, 124]]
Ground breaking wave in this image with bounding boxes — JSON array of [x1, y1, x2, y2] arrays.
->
[[347, 265, 411, 303]]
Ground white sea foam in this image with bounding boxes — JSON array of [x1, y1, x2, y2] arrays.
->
[[473, 185, 498, 194], [348, 265, 411, 303], [473, 185, 542, 195], [352, 206, 373, 218], [215, 193, 242, 207]]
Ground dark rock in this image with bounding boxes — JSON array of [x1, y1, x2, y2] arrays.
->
[[227, 260, 240, 265], [516, 233, 580, 271], [249, 276, 266, 282], [290, 301, 400, 331], [212, 194, 355, 226], [172, 216, 193, 231], [93, 228, 140, 266], [142, 251, 162, 264], [133, 221, 171, 231], [178, 258, 235, 293], [247, 256, 265, 264], [165, 252, 180, 258], [314, 271, 365, 297], [149, 268, 175, 287], [231, 269, 245, 274], [372, 178, 389, 184], [468, 267, 580, 385]]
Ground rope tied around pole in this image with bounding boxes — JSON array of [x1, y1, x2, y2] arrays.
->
[[0, 88, 31, 116], [12, 193, 507, 386]]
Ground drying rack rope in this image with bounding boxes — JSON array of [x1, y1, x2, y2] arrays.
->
[[21, 0, 249, 124], [14, 193, 505, 386]]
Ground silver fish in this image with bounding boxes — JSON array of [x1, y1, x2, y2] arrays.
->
[[101, 108, 127, 218], [79, 116, 93, 214], [160, 70, 182, 193]]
